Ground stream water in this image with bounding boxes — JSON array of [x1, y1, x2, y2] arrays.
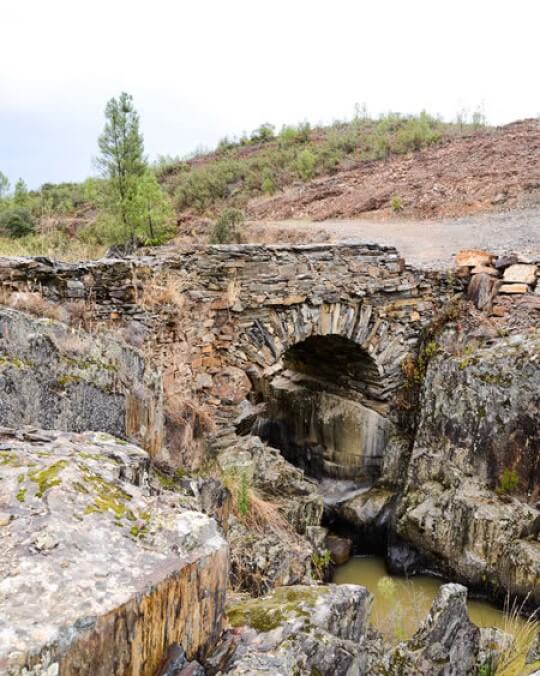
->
[[333, 555, 530, 640]]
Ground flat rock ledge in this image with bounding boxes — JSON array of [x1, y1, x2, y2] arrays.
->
[[0, 428, 228, 675]]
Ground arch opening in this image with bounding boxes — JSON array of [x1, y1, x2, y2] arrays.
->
[[250, 334, 392, 482]]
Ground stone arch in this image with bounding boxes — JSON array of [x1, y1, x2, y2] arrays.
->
[[233, 301, 408, 480], [233, 300, 410, 403]]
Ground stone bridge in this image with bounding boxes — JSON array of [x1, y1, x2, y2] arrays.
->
[[0, 243, 461, 478]]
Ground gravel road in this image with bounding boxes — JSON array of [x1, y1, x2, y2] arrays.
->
[[264, 207, 540, 269]]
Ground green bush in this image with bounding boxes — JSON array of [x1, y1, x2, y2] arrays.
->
[[390, 196, 402, 212], [211, 207, 245, 244], [261, 171, 276, 195], [296, 149, 316, 180], [325, 125, 358, 154], [175, 160, 245, 212], [210, 219, 231, 244], [0, 208, 35, 238], [279, 122, 311, 146], [250, 123, 275, 144]]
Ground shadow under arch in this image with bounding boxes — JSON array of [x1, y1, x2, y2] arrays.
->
[[284, 334, 385, 402], [252, 332, 393, 481]]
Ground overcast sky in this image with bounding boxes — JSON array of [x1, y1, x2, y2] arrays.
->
[[1, 0, 538, 189]]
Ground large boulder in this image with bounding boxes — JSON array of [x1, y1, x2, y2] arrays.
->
[[0, 308, 163, 455], [408, 333, 540, 494], [0, 428, 227, 675], [214, 584, 373, 675]]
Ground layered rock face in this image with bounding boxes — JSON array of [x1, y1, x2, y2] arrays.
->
[[0, 428, 227, 675], [395, 332, 540, 604], [0, 308, 163, 455]]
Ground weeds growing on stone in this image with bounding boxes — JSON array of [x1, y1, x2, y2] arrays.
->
[[496, 468, 520, 496]]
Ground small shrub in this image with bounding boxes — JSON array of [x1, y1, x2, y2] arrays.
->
[[296, 149, 316, 180], [0, 208, 35, 238], [261, 173, 276, 195], [211, 219, 231, 244], [279, 121, 311, 146], [311, 549, 332, 580], [250, 123, 275, 144], [295, 121, 311, 143], [325, 125, 358, 154], [390, 196, 402, 212], [211, 207, 245, 244], [496, 468, 519, 495]]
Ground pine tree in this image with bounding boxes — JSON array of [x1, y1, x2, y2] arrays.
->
[[97, 92, 146, 239], [126, 170, 173, 244]]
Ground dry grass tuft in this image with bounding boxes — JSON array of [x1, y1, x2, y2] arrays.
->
[[50, 330, 91, 356], [0, 289, 65, 322], [139, 272, 191, 310], [0, 234, 105, 262], [0, 288, 97, 330], [223, 471, 300, 541], [244, 222, 330, 245], [494, 596, 539, 675]]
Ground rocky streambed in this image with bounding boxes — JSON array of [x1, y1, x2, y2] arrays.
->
[[0, 244, 538, 675]]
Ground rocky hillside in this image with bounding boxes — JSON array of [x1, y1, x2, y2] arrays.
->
[[246, 119, 540, 222], [162, 118, 540, 237]]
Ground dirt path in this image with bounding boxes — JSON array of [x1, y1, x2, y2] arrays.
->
[[262, 207, 540, 269]]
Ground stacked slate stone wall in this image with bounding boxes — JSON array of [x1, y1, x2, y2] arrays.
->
[[0, 244, 463, 441]]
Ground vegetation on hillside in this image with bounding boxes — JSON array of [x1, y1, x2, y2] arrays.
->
[[158, 110, 487, 219], [0, 105, 488, 258]]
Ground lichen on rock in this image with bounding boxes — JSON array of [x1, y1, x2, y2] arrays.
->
[[0, 427, 227, 675]]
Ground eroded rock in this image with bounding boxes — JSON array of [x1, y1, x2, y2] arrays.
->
[[0, 428, 227, 675], [0, 308, 163, 455], [380, 584, 481, 675], [395, 332, 540, 605]]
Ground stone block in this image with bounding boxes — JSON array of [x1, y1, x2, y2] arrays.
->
[[503, 263, 537, 285], [0, 429, 228, 674], [498, 283, 529, 294], [455, 249, 493, 268]]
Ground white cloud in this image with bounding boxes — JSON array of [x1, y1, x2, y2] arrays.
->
[[1, 0, 539, 186]]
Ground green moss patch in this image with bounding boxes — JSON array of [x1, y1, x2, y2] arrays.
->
[[29, 460, 69, 497], [227, 586, 328, 633], [0, 450, 21, 467], [0, 355, 33, 369], [81, 470, 132, 518]]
